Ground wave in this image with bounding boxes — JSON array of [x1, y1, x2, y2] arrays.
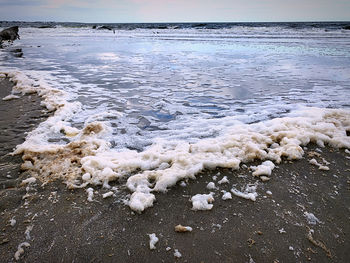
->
[[1, 21, 350, 31]]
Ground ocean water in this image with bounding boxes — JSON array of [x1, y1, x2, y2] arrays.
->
[[1, 22, 350, 211]]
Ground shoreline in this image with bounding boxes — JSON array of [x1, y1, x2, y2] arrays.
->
[[1, 78, 350, 262], [0, 78, 51, 190]]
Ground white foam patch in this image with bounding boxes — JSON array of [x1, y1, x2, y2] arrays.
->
[[102, 191, 114, 199], [251, 161, 275, 177], [221, 191, 232, 200], [148, 233, 159, 250], [304, 212, 321, 225], [2, 94, 20, 101], [21, 177, 36, 185], [10, 218, 16, 227], [206, 182, 216, 190], [14, 242, 30, 261], [191, 193, 214, 210], [218, 176, 229, 184], [25, 225, 33, 240], [174, 249, 182, 258], [128, 192, 155, 213], [231, 184, 258, 201], [309, 158, 330, 170], [82, 173, 91, 181], [86, 188, 94, 202]]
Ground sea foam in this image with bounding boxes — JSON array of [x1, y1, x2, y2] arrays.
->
[[1, 71, 350, 212]]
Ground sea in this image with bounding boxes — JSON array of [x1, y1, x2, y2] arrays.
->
[[1, 21, 350, 210]]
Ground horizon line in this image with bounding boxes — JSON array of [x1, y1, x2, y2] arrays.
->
[[1, 20, 350, 24]]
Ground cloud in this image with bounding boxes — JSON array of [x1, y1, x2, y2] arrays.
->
[[38, 0, 129, 10], [0, 0, 44, 6]]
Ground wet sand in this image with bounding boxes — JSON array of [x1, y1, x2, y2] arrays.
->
[[0, 78, 51, 190], [0, 78, 350, 262]]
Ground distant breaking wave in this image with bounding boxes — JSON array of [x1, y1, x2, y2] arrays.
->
[[1, 21, 350, 31]]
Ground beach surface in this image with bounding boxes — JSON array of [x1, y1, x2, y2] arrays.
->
[[1, 78, 350, 262]]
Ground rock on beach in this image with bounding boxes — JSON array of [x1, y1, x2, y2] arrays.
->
[[0, 26, 20, 43]]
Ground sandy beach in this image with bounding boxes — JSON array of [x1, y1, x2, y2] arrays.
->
[[1, 78, 349, 262]]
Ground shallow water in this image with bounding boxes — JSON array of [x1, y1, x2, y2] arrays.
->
[[1, 24, 350, 150]]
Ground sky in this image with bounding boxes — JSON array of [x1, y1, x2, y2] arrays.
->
[[0, 0, 349, 23]]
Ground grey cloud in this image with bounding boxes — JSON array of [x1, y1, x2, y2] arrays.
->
[[0, 0, 44, 6]]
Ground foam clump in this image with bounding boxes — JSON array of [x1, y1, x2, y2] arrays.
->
[[14, 242, 30, 261], [86, 188, 94, 202], [251, 161, 275, 177], [174, 249, 182, 258], [25, 225, 33, 240], [309, 158, 329, 170], [20, 177, 36, 186], [10, 218, 16, 227], [231, 184, 258, 201], [102, 191, 114, 199], [61, 126, 80, 137], [304, 212, 321, 225], [2, 94, 20, 101], [191, 193, 214, 210], [218, 176, 229, 184], [21, 161, 34, 170], [206, 182, 216, 190], [129, 192, 156, 213], [222, 191, 232, 200], [148, 233, 159, 250], [82, 173, 91, 181]]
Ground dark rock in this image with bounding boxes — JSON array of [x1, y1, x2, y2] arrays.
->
[[0, 26, 20, 43], [92, 25, 97, 29], [192, 23, 207, 28], [146, 25, 168, 29], [343, 26, 350, 30], [289, 23, 298, 28], [10, 48, 22, 53], [13, 52, 23, 58], [8, 48, 23, 57], [97, 26, 113, 30], [38, 25, 56, 29]]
